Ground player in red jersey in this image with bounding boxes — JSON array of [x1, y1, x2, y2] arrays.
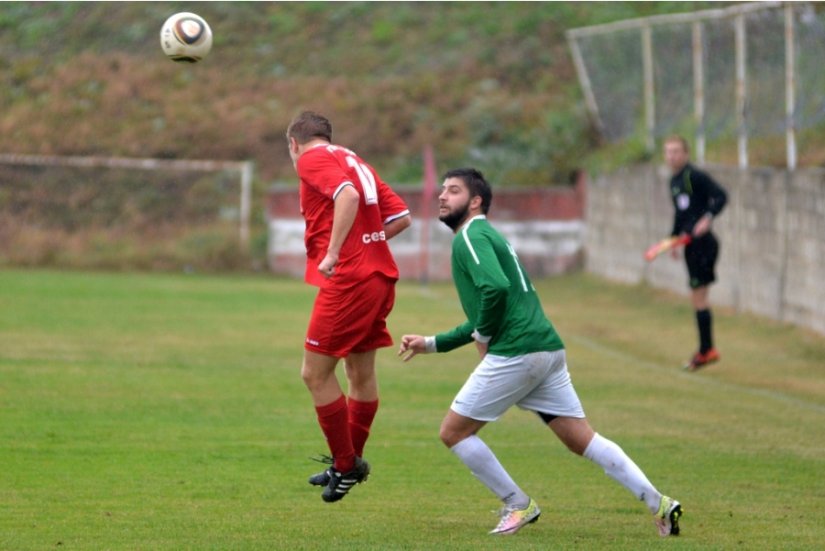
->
[[286, 111, 411, 502]]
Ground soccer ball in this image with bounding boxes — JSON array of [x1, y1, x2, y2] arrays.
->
[[160, 12, 213, 63]]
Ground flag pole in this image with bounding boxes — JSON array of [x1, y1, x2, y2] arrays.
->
[[420, 145, 437, 285]]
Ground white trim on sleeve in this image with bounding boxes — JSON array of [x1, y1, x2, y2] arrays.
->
[[332, 181, 355, 200], [383, 210, 410, 225]]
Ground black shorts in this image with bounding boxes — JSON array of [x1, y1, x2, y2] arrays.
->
[[684, 233, 719, 289]]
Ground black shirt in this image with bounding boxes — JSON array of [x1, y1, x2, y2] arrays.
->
[[669, 163, 727, 237]]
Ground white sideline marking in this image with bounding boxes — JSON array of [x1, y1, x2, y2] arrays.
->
[[568, 334, 825, 416]]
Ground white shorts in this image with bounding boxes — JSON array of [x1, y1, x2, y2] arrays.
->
[[450, 349, 586, 422]]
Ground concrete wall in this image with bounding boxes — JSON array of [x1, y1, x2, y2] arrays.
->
[[266, 182, 586, 283], [586, 164, 825, 335]]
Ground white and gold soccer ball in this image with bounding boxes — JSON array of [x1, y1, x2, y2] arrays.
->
[[160, 12, 213, 63]]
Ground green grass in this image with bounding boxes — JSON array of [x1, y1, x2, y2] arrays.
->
[[1, 269, 824, 550]]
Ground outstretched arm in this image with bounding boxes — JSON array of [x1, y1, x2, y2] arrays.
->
[[398, 334, 435, 362]]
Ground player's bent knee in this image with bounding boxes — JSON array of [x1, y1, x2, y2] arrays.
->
[[439, 426, 455, 447], [439, 424, 471, 448], [300, 371, 319, 392], [300, 366, 332, 392], [439, 423, 479, 448]]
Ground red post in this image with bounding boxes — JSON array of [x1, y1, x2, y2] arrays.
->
[[420, 145, 437, 284]]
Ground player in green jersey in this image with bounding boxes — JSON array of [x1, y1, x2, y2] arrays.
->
[[399, 168, 681, 537]]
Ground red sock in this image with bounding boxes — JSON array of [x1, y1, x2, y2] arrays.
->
[[315, 395, 355, 473], [348, 397, 379, 458]]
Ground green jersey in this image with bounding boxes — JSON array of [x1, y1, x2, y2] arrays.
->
[[434, 215, 564, 356]]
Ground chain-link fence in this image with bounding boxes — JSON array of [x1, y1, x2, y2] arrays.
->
[[567, 2, 825, 168]]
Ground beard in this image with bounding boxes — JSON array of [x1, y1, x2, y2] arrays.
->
[[439, 201, 471, 231]]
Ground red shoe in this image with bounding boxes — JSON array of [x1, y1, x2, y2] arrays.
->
[[683, 348, 720, 371]]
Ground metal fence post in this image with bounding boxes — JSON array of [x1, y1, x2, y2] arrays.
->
[[642, 24, 655, 154], [692, 21, 706, 164], [785, 3, 797, 170], [735, 14, 748, 169]]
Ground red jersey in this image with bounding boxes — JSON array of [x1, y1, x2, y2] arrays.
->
[[297, 143, 409, 288]]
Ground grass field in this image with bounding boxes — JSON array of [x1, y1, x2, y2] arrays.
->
[[1, 269, 823, 550]]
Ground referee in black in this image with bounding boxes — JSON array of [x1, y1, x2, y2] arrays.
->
[[663, 135, 728, 371]]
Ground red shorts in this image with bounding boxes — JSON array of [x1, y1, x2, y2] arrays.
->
[[305, 274, 396, 358]]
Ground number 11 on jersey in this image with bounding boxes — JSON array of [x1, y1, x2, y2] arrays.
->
[[346, 156, 378, 205]]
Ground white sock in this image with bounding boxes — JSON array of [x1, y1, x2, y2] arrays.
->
[[583, 433, 662, 513], [451, 435, 530, 508]]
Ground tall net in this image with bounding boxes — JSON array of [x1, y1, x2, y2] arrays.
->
[[576, 28, 644, 143], [0, 159, 250, 271], [650, 21, 694, 142], [569, 2, 825, 166], [795, 5, 825, 164], [702, 17, 737, 150]]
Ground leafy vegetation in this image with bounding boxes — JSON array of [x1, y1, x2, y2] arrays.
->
[[0, 1, 723, 186], [3, 2, 750, 272]]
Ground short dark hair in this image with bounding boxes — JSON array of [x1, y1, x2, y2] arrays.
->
[[443, 167, 492, 214], [286, 111, 332, 144]]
